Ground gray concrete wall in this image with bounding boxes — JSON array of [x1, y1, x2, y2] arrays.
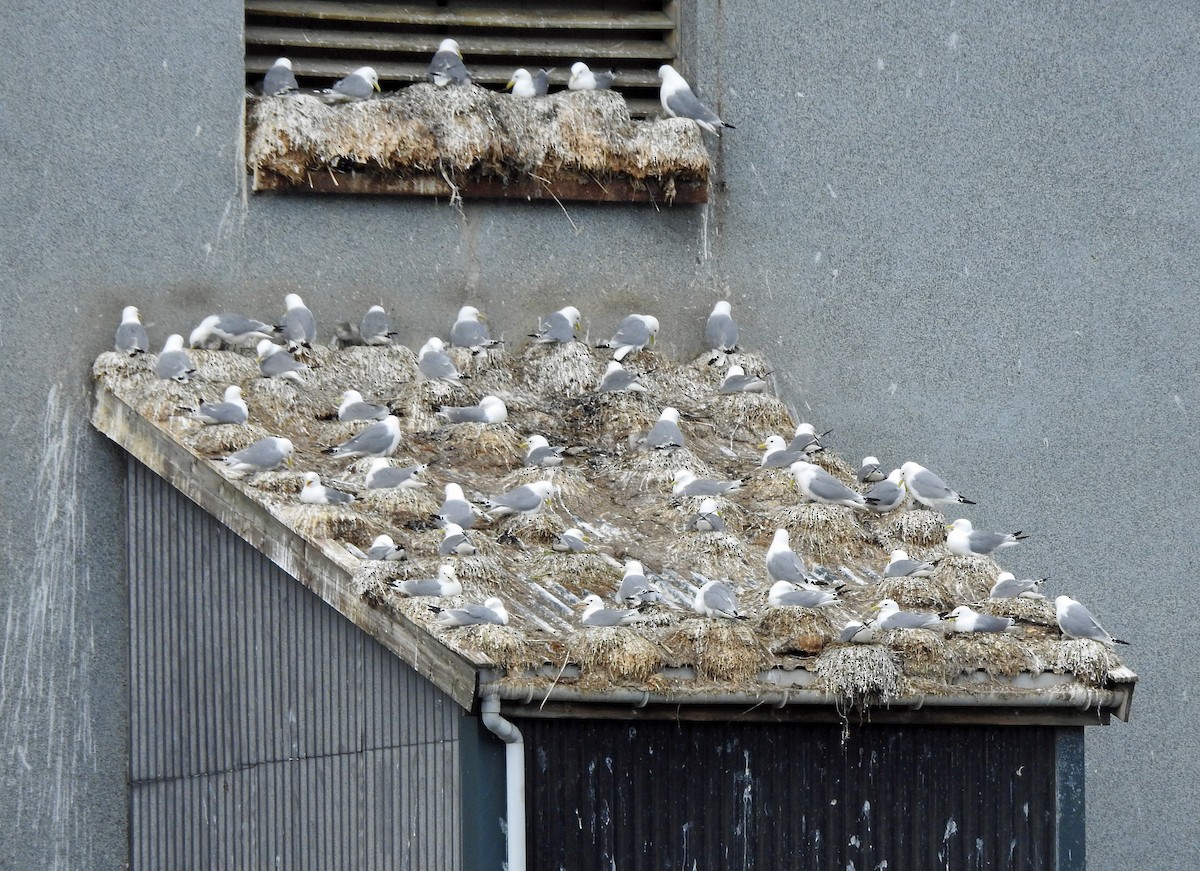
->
[[0, 1, 1192, 868]]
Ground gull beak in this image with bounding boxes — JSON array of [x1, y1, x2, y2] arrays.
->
[[505, 80, 515, 91], [285, 456, 294, 468]]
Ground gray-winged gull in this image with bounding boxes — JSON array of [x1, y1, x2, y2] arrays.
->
[[276, 293, 316, 349], [688, 498, 724, 532], [438, 483, 479, 529], [644, 406, 685, 449], [1055, 595, 1128, 646], [322, 415, 402, 459], [531, 306, 580, 344], [989, 572, 1047, 599], [323, 66, 379, 102], [568, 62, 614, 90], [418, 337, 467, 383], [658, 64, 733, 135], [507, 69, 538, 98], [840, 619, 878, 643], [366, 534, 406, 561], [874, 598, 942, 629], [365, 460, 428, 490], [552, 528, 589, 553], [257, 339, 308, 382], [883, 549, 938, 579], [946, 518, 1026, 556], [766, 528, 813, 586], [300, 471, 355, 505], [672, 468, 743, 497], [944, 606, 1014, 633], [188, 385, 248, 425], [431, 597, 509, 626], [223, 436, 293, 473], [449, 305, 502, 352], [262, 57, 299, 95], [616, 560, 657, 605], [581, 594, 640, 627], [857, 456, 886, 483], [395, 564, 462, 597], [769, 581, 838, 608], [484, 480, 556, 519], [115, 306, 149, 355], [596, 314, 659, 361], [156, 334, 196, 383], [786, 423, 825, 456], [360, 305, 397, 346], [900, 461, 976, 509], [439, 523, 477, 556], [190, 314, 275, 348], [705, 300, 739, 352], [718, 365, 766, 394], [428, 38, 470, 86], [693, 580, 747, 619], [438, 395, 508, 424], [863, 469, 906, 513], [597, 361, 647, 394], [790, 461, 867, 509], [338, 389, 389, 422], [758, 435, 804, 469], [524, 434, 565, 467]]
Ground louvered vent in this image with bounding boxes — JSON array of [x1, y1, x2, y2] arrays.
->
[[244, 0, 678, 117]]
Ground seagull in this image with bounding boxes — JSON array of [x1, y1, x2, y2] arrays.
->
[[275, 293, 316, 349], [418, 337, 467, 383], [394, 564, 462, 597], [364, 460, 428, 490], [644, 407, 685, 449], [839, 619, 878, 643], [790, 461, 867, 509], [688, 498, 725, 532], [300, 471, 355, 506], [616, 560, 657, 605], [438, 395, 508, 424], [568, 62, 614, 90], [431, 597, 509, 627], [900, 462, 976, 509], [524, 434, 565, 468], [156, 334, 196, 383], [943, 606, 1014, 633], [115, 306, 149, 355], [945, 518, 1026, 557], [874, 598, 942, 630], [580, 594, 640, 627], [322, 415, 402, 460], [857, 456, 886, 484], [428, 38, 470, 86], [530, 306, 581, 344], [256, 339, 307, 383], [439, 523, 477, 556], [863, 469, 906, 513], [768, 581, 838, 608], [597, 361, 648, 394], [693, 580, 747, 619], [360, 305, 398, 346], [222, 436, 293, 474], [507, 68, 538, 98], [323, 66, 380, 102], [883, 549, 938, 579], [552, 528, 590, 553], [658, 64, 734, 135], [758, 435, 805, 469], [262, 57, 299, 95], [718, 365, 767, 394], [190, 314, 276, 348], [187, 385, 248, 425], [484, 480, 557, 520], [1055, 595, 1129, 646], [338, 389, 389, 422], [705, 300, 739, 352], [366, 534, 406, 561], [672, 468, 743, 497], [766, 528, 815, 587], [438, 483, 480, 529], [989, 572, 1047, 599], [596, 314, 659, 361], [786, 423, 826, 456], [449, 305, 502, 352]]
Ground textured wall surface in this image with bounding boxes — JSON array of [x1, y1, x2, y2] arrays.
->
[[0, 1, 1193, 868]]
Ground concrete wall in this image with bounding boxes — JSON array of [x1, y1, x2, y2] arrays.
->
[[1, 1, 1193, 867]]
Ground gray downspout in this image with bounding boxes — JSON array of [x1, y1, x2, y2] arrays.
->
[[481, 691, 526, 871]]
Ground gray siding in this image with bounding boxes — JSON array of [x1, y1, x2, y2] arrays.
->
[[524, 719, 1071, 871], [127, 458, 463, 870]]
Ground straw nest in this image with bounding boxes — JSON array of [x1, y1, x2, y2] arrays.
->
[[96, 326, 1131, 711], [246, 87, 709, 191]]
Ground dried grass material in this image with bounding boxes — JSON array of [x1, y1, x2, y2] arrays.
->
[[885, 510, 948, 547], [1041, 639, 1118, 686], [307, 345, 419, 397], [519, 342, 599, 398], [439, 548, 509, 585], [557, 391, 656, 449], [982, 597, 1058, 628], [663, 621, 770, 682], [759, 608, 838, 655], [277, 503, 376, 543], [664, 532, 752, 583], [527, 553, 622, 598], [712, 393, 796, 439], [879, 629, 952, 681], [490, 509, 564, 546], [93, 350, 156, 381], [945, 633, 1037, 679], [815, 645, 902, 705], [612, 446, 713, 490], [393, 382, 456, 432], [189, 349, 262, 386], [187, 422, 273, 457], [763, 504, 878, 564], [741, 468, 802, 506], [357, 486, 441, 526], [445, 624, 539, 669], [874, 577, 951, 610], [449, 347, 519, 389], [932, 555, 997, 602], [119, 377, 208, 422], [810, 452, 856, 482], [625, 117, 710, 178], [439, 422, 524, 469], [242, 470, 303, 494], [568, 627, 665, 683]]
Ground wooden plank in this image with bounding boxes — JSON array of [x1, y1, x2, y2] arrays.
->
[[245, 0, 676, 30], [252, 166, 708, 204], [245, 24, 674, 59], [91, 384, 483, 712]]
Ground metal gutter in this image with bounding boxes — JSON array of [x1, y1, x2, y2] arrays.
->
[[480, 691, 527, 871]]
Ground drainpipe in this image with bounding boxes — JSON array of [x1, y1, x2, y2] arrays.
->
[[481, 691, 526, 871]]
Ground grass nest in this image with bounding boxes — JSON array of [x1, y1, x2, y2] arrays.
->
[[761, 504, 880, 564], [879, 628, 953, 681], [815, 644, 903, 706], [662, 620, 770, 682], [758, 607, 838, 655], [519, 342, 600, 398], [944, 632, 1039, 679], [567, 626, 666, 683]]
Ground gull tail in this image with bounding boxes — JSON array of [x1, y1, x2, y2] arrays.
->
[[958, 496, 977, 505]]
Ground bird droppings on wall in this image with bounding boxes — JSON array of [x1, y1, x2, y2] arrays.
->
[[93, 328, 1134, 717], [245, 86, 711, 203]]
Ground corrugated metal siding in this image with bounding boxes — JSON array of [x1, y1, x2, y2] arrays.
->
[[524, 719, 1060, 871], [127, 458, 463, 870]]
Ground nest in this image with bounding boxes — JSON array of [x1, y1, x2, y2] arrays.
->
[[1043, 639, 1119, 686], [815, 645, 903, 705], [567, 627, 666, 683], [762, 504, 880, 564], [884, 510, 948, 547], [246, 88, 709, 191], [663, 620, 770, 682], [945, 633, 1039, 679], [880, 629, 953, 681], [758, 607, 838, 655], [520, 342, 600, 398]]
